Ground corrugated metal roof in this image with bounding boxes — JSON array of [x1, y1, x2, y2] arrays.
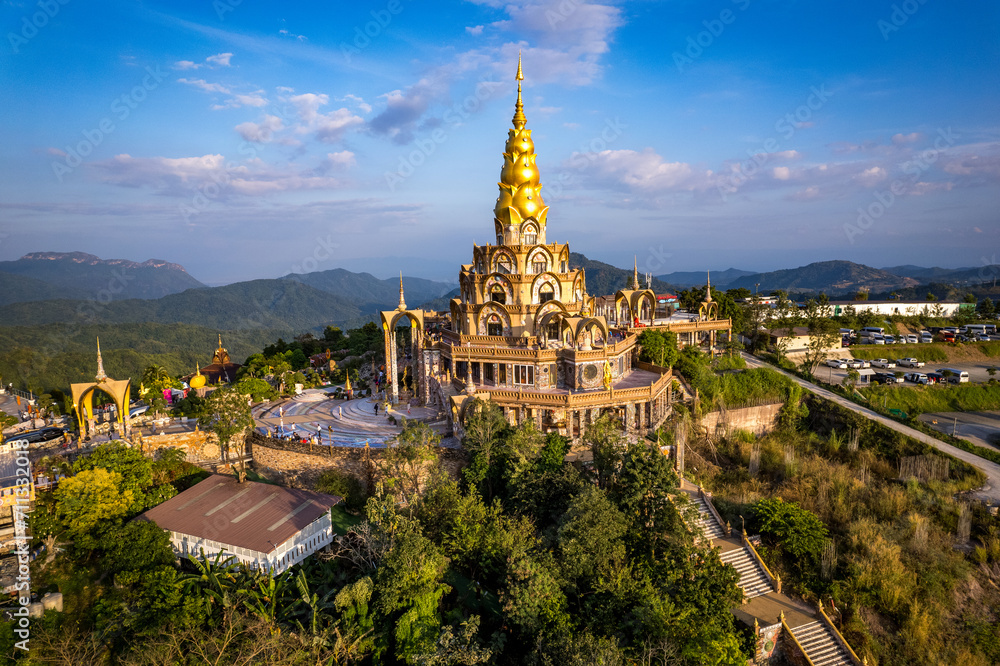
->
[[138, 475, 341, 554]]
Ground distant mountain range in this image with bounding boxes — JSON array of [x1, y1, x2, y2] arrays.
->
[[653, 268, 756, 288], [1, 252, 995, 354], [0, 252, 205, 304]]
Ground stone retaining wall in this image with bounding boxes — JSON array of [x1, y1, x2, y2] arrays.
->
[[248, 433, 466, 490], [701, 403, 783, 437]]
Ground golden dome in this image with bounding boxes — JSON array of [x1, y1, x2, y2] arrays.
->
[[190, 361, 206, 389]]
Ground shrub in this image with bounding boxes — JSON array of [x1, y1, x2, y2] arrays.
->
[[316, 469, 367, 512], [752, 497, 829, 563]]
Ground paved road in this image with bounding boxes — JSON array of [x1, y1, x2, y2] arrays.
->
[[742, 353, 1000, 504]]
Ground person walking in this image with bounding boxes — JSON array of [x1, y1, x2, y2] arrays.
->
[[374, 403, 379, 416]]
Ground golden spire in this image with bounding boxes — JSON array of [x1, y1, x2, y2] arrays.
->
[[95, 337, 107, 382], [705, 271, 713, 303], [397, 271, 407, 311], [195, 361, 201, 376], [632, 256, 640, 290], [494, 54, 548, 234], [513, 51, 525, 130], [94, 337, 108, 382]]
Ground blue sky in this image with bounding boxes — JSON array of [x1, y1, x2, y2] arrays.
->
[[1, 0, 998, 285]]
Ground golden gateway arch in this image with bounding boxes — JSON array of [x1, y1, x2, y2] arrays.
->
[[70, 339, 132, 440]]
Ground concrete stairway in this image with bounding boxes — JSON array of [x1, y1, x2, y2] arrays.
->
[[690, 494, 727, 540], [789, 621, 854, 666], [719, 547, 773, 599]]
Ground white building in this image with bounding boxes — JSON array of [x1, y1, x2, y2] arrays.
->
[[139, 475, 341, 574]]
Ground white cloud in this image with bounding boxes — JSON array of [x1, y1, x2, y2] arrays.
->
[[325, 151, 356, 168], [90, 153, 347, 196], [891, 132, 922, 144], [279, 29, 307, 41], [466, 25, 484, 35], [173, 60, 200, 70], [178, 78, 230, 94], [342, 94, 372, 114], [206, 52, 234, 67], [853, 166, 887, 185], [772, 166, 791, 180], [235, 115, 284, 143], [290, 93, 329, 122], [289, 93, 364, 142], [569, 148, 714, 192]]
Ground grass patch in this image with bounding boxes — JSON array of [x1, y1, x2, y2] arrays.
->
[[860, 382, 1000, 416], [850, 343, 949, 363], [330, 504, 362, 535]]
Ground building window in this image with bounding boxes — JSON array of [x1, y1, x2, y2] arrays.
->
[[513, 364, 534, 385], [484, 363, 495, 384], [490, 287, 506, 304], [497, 260, 513, 274], [486, 314, 503, 337], [560, 261, 567, 273], [524, 230, 537, 245], [532, 258, 547, 274], [539, 284, 555, 303], [496, 234, 503, 245]]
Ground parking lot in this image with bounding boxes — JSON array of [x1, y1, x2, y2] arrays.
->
[[819, 358, 996, 387]]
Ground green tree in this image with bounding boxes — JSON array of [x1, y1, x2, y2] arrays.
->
[[752, 498, 828, 564], [800, 318, 839, 378], [198, 387, 254, 462], [99, 520, 175, 575], [557, 486, 627, 585], [233, 376, 277, 402], [73, 441, 156, 512], [55, 468, 133, 539], [382, 419, 440, 512], [638, 329, 679, 368]]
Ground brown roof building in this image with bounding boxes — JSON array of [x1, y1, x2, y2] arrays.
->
[[139, 475, 341, 573]]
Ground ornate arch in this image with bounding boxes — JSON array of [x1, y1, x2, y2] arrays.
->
[[71, 378, 132, 438], [572, 274, 584, 302], [484, 273, 514, 305], [531, 272, 562, 304], [449, 299, 464, 333], [526, 246, 553, 274], [575, 317, 610, 347], [630, 291, 656, 324], [477, 304, 512, 337], [491, 248, 517, 274], [520, 221, 538, 245]]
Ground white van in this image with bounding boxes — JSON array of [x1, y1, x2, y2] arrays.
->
[[937, 367, 970, 383], [861, 326, 885, 336]]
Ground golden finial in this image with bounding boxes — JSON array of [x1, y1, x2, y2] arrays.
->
[[706, 271, 713, 303], [512, 51, 526, 130], [218, 333, 223, 349], [632, 256, 640, 290], [95, 337, 107, 382], [397, 271, 407, 311]]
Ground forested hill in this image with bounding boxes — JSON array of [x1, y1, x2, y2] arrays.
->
[[0, 252, 205, 300], [569, 253, 679, 295], [726, 260, 920, 294], [0, 279, 369, 331], [285, 268, 454, 313]]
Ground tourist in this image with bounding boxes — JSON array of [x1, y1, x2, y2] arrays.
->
[[374, 403, 379, 416]]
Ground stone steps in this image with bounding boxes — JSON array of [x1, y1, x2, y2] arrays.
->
[[690, 495, 727, 540], [719, 547, 773, 599], [789, 621, 853, 666]]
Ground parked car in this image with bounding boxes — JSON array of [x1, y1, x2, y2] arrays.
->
[[871, 358, 896, 368], [925, 372, 945, 384], [825, 359, 848, 369], [904, 372, 930, 384], [906, 334, 919, 344], [897, 358, 925, 368], [846, 359, 865, 369], [129, 404, 150, 418], [875, 372, 904, 384]]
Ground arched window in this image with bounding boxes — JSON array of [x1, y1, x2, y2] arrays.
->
[[560, 260, 567, 273], [524, 228, 537, 245], [531, 255, 547, 274], [495, 253, 514, 274], [487, 314, 503, 337], [547, 320, 560, 340], [490, 286, 506, 304], [496, 234, 503, 246], [539, 284, 555, 304]]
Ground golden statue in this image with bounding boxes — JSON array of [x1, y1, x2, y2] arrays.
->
[[603, 359, 613, 390]]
